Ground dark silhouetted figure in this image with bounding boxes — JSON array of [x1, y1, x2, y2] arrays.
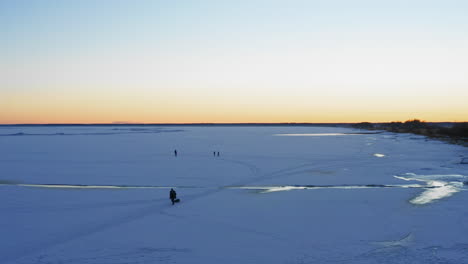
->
[[213, 151, 216, 157], [174, 150, 177, 157], [170, 188, 177, 205], [217, 151, 220, 157]]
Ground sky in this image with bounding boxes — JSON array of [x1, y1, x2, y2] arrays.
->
[[1, 0, 467, 124]]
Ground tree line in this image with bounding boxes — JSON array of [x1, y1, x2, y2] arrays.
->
[[352, 119, 468, 142]]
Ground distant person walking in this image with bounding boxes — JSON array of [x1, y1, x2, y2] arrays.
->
[[213, 151, 216, 157], [170, 188, 177, 205], [174, 149, 177, 157], [217, 151, 220, 157]]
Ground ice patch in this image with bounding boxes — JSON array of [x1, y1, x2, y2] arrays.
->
[[0, 129, 183, 137], [374, 153, 385, 158], [229, 184, 424, 194], [394, 173, 467, 205], [410, 184, 462, 205], [0, 183, 177, 190], [395, 173, 466, 182], [259, 186, 307, 193], [18, 184, 161, 189], [373, 233, 414, 248], [275, 133, 360, 136]]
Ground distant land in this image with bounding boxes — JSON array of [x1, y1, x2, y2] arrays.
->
[[353, 120, 467, 145], [0, 122, 462, 127], [0, 123, 352, 127]]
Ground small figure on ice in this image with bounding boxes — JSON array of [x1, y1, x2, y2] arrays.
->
[[169, 188, 179, 205], [174, 149, 177, 157]]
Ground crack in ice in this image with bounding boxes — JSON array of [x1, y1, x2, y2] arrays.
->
[[230, 173, 467, 204], [2, 173, 466, 205]]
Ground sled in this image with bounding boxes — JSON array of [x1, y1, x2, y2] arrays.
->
[[174, 198, 180, 203]]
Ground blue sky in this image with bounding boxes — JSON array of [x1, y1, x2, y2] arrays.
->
[[1, 0, 467, 123]]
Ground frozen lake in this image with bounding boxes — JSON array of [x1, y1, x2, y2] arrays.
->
[[1, 125, 468, 264]]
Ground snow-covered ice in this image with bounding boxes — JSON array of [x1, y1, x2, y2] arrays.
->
[[1, 125, 468, 263]]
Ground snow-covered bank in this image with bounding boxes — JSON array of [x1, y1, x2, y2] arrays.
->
[[1, 126, 467, 263]]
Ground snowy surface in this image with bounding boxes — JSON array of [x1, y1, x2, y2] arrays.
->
[[1, 125, 468, 264]]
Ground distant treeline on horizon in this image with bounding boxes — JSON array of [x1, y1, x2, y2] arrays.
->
[[353, 119, 468, 142], [0, 123, 353, 127], [0, 122, 464, 127]]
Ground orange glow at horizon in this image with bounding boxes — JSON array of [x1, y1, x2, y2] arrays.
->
[[2, 92, 467, 124]]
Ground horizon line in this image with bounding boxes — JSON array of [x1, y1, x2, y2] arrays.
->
[[0, 121, 463, 126]]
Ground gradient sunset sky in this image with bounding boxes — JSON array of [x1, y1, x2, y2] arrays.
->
[[1, 0, 467, 124]]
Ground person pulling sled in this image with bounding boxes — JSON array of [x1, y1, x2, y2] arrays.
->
[[169, 188, 179, 205]]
